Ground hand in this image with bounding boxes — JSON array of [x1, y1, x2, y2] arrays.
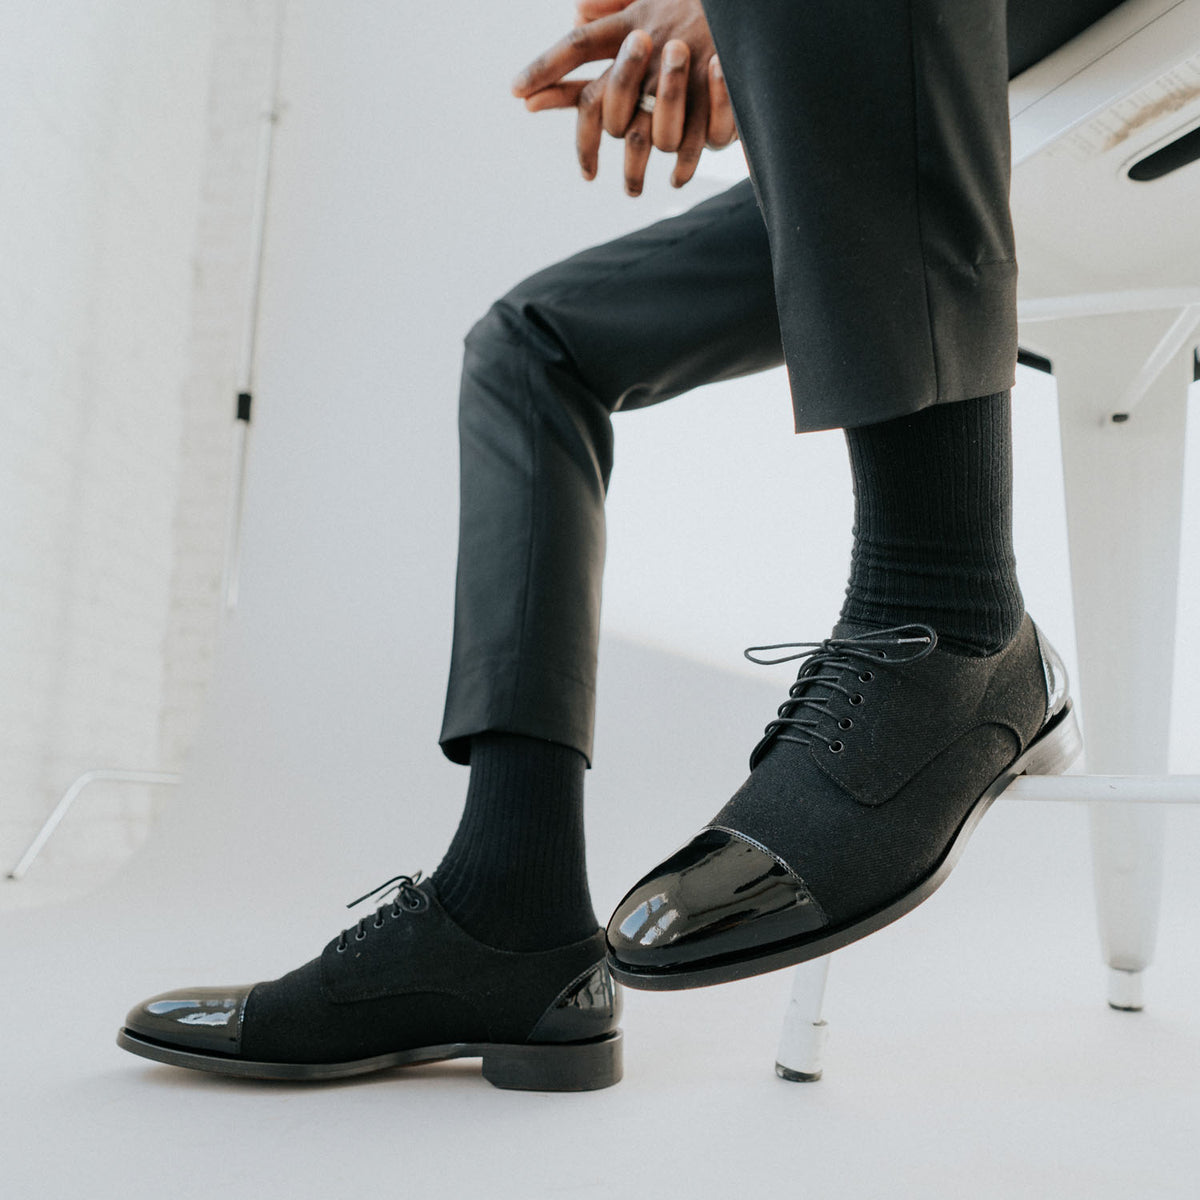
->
[[522, 36, 735, 195], [513, 0, 736, 195]]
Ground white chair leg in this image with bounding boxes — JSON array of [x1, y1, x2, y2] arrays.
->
[[1046, 316, 1192, 1010], [775, 955, 831, 1081], [1090, 803, 1166, 1010]]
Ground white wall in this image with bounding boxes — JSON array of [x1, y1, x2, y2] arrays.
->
[[0, 1, 282, 895], [212, 0, 1200, 886], [0, 2, 208, 878], [5, 0, 1198, 899], [157, 2, 283, 773]]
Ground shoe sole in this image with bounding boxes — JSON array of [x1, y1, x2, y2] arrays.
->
[[609, 700, 1084, 991], [116, 1027, 623, 1091]]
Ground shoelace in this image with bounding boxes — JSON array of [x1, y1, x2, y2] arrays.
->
[[744, 623, 937, 766], [335, 871, 429, 952]]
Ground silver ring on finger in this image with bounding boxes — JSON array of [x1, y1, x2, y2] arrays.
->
[[637, 93, 656, 115]]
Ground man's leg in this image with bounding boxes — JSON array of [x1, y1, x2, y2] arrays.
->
[[118, 180, 786, 1086], [699, 0, 1017, 433], [695, 0, 1101, 656], [606, 1, 1082, 988], [435, 179, 782, 951], [700, 0, 1023, 654]]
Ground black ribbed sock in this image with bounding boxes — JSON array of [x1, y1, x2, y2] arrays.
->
[[431, 732, 597, 952], [840, 390, 1025, 656]]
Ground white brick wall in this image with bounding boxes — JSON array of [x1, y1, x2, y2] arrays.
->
[[157, 2, 283, 772], [0, 1, 279, 891]]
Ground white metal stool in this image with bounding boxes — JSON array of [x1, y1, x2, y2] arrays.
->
[[777, 0, 1200, 1080]]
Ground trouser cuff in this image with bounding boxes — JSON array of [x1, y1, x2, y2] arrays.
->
[[439, 656, 595, 767]]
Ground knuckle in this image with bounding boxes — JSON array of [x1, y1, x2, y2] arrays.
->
[[626, 126, 648, 150]]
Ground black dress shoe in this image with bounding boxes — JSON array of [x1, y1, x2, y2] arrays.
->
[[607, 614, 1081, 990], [118, 875, 622, 1090]]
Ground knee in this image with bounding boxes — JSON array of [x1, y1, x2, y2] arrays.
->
[[463, 275, 574, 381], [458, 284, 614, 485], [459, 284, 580, 434], [456, 293, 554, 448], [459, 299, 534, 435], [463, 297, 522, 363]]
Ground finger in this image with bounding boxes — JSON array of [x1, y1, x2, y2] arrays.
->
[[602, 29, 652, 137], [512, 13, 630, 97], [651, 39, 689, 152], [523, 80, 591, 111], [623, 110, 653, 197], [671, 65, 710, 187], [575, 0, 633, 26], [576, 71, 609, 180], [706, 55, 737, 148]]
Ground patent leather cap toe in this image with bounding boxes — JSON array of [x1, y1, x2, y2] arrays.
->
[[606, 828, 827, 975], [123, 985, 251, 1056]]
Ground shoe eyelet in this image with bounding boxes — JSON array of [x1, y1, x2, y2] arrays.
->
[[405, 892, 430, 913], [877, 650, 887, 659], [858, 671, 874, 682], [829, 740, 844, 753], [838, 717, 853, 730], [373, 916, 385, 929], [335, 942, 346, 953], [849, 693, 864, 706], [355, 929, 367, 941]]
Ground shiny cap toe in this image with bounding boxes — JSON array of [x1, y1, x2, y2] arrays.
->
[[123, 985, 252, 1056], [606, 828, 826, 973]]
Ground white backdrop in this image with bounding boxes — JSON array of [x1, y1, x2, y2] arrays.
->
[[233, 0, 1180, 783], [193, 0, 1200, 886], [3, 6, 1200, 1195]]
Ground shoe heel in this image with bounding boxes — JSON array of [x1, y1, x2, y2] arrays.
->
[[1021, 702, 1083, 777], [481, 1031, 623, 1092]]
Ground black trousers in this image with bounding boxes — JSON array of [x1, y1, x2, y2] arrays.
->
[[440, 0, 1126, 765]]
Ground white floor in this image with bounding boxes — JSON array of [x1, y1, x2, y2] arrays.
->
[[3, 636, 1199, 1200]]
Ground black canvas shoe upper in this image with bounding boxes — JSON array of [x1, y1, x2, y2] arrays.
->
[[607, 614, 1076, 977], [124, 878, 620, 1066]]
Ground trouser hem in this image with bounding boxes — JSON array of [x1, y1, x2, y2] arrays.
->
[[440, 657, 596, 767]]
